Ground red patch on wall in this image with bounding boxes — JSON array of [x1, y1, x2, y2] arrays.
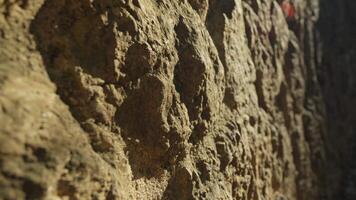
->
[[282, 1, 296, 19]]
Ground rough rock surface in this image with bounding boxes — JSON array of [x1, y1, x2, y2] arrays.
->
[[0, 0, 354, 199]]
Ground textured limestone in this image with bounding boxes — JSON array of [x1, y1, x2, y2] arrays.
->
[[0, 0, 354, 199]]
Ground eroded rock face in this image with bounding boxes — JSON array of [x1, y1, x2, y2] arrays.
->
[[0, 0, 354, 199]]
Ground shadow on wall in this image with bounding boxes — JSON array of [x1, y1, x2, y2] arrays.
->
[[29, 0, 118, 122], [317, 0, 356, 199]]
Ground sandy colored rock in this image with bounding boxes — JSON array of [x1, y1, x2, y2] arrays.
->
[[1, 0, 355, 199]]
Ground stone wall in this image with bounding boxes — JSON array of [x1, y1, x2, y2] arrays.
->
[[0, 0, 354, 199]]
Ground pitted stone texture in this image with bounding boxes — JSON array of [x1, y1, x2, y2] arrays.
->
[[1, 0, 350, 199]]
